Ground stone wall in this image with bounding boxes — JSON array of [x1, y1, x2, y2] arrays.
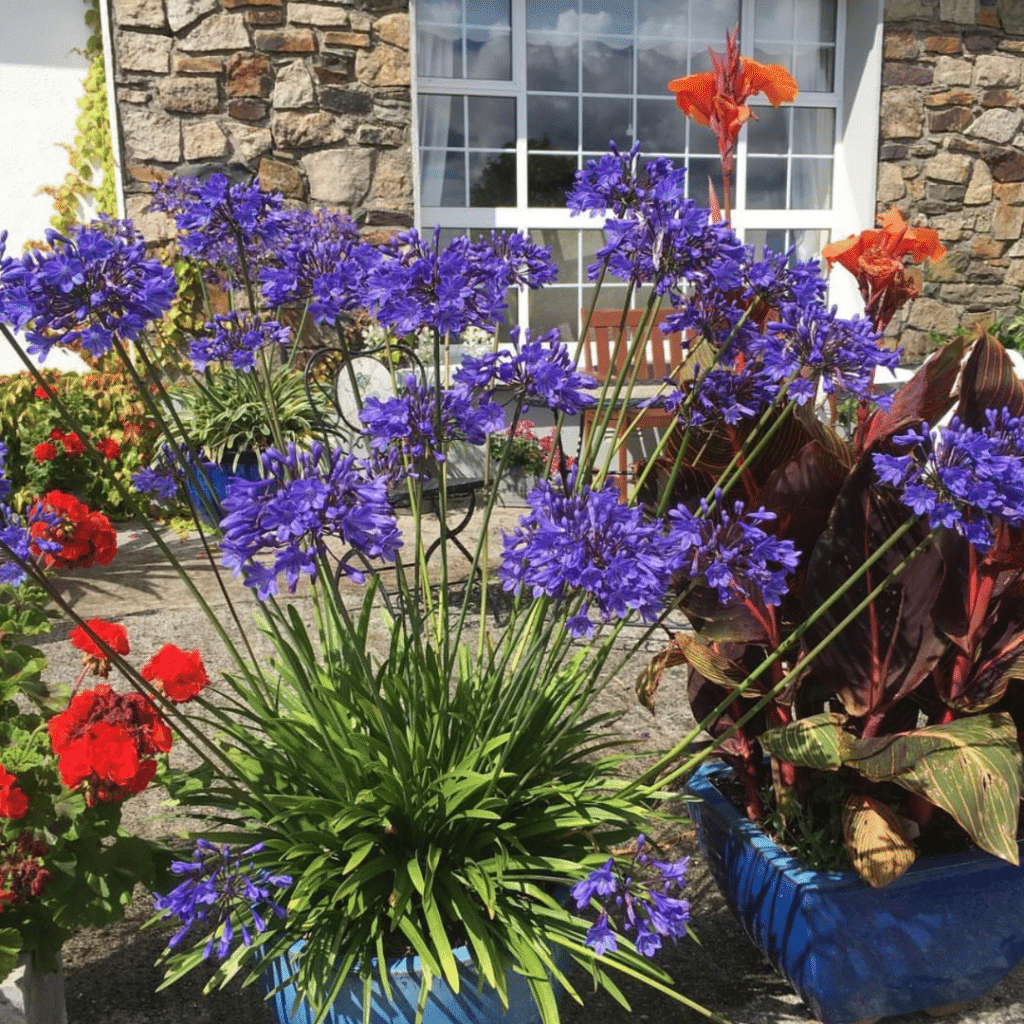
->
[[881, 0, 1024, 360], [110, 0, 413, 239]]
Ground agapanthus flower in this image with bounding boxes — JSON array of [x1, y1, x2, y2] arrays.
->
[[190, 312, 291, 373], [149, 174, 287, 281], [873, 409, 1024, 551], [218, 442, 402, 599], [48, 684, 171, 806], [364, 226, 510, 337], [133, 444, 217, 505], [70, 618, 130, 678], [28, 491, 117, 570], [668, 494, 800, 608], [0, 218, 176, 361], [498, 477, 676, 637], [573, 836, 691, 959], [477, 230, 558, 291], [153, 839, 292, 960], [454, 327, 597, 415], [360, 376, 505, 477], [259, 207, 378, 324], [141, 644, 211, 702], [0, 768, 28, 820]]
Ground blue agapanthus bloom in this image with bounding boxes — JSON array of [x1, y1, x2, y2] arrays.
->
[[0, 218, 176, 361], [478, 230, 558, 291], [133, 443, 217, 505], [0, 442, 61, 587], [153, 839, 292, 961], [218, 442, 402, 599], [359, 376, 505, 478], [190, 312, 292, 373], [498, 477, 676, 637], [572, 835, 691, 959], [454, 327, 597, 415], [873, 408, 1024, 551], [668, 494, 801, 608]]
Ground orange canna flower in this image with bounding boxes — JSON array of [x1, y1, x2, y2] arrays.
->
[[739, 59, 800, 108], [822, 208, 946, 333]]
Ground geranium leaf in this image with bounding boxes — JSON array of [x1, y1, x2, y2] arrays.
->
[[759, 712, 846, 770], [841, 713, 1023, 865], [841, 794, 917, 888]]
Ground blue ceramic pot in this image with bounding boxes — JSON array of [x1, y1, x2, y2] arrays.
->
[[262, 941, 573, 1024], [685, 759, 1024, 1024], [184, 451, 261, 527]]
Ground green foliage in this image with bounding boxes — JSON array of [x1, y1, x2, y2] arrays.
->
[[0, 368, 158, 518], [489, 421, 549, 474], [988, 307, 1024, 354]]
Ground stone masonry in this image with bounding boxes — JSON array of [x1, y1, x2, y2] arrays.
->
[[110, 0, 413, 240], [881, 0, 1024, 360]]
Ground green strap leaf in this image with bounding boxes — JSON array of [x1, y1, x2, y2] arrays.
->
[[670, 633, 750, 691], [760, 712, 846, 770]]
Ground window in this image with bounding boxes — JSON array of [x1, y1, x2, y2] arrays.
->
[[413, 0, 882, 335]]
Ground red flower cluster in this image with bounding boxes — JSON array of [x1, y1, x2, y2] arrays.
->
[[141, 644, 211, 702], [33, 385, 50, 401], [33, 442, 57, 462], [48, 684, 171, 807], [0, 768, 28, 820], [29, 491, 117, 570], [0, 835, 50, 910], [70, 618, 130, 678], [32, 430, 121, 463]]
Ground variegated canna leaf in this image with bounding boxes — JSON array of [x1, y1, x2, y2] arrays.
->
[[842, 794, 917, 887], [760, 712, 846, 771], [840, 713, 1023, 865]]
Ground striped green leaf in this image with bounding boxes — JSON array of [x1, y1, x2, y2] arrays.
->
[[759, 712, 846, 770]]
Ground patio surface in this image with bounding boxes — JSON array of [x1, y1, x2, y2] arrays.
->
[[11, 513, 1024, 1024]]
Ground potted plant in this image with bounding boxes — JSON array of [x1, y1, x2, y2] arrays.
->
[[488, 420, 552, 505]]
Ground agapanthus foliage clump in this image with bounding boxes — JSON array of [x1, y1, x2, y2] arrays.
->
[[153, 840, 291, 961]]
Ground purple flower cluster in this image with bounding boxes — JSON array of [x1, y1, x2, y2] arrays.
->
[[873, 409, 1024, 550], [668, 494, 800, 608], [498, 477, 676, 637], [478, 230, 558, 291], [259, 208, 377, 325], [359, 376, 504, 478], [0, 219, 176, 361], [572, 836, 691, 958], [218, 442, 402, 599], [567, 141, 745, 302], [150, 174, 286, 281], [133, 444, 217, 505], [153, 839, 292, 961], [190, 312, 291, 373], [0, 442, 60, 587], [454, 328, 597, 415]]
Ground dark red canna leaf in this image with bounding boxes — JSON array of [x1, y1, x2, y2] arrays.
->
[[955, 331, 1024, 427]]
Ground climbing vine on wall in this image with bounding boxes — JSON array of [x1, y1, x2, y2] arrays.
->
[[39, 0, 117, 232]]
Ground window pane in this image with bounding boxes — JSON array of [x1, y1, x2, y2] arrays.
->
[[793, 45, 834, 92], [689, 121, 719, 155], [638, 1, 689, 38], [418, 94, 465, 148], [582, 37, 633, 93], [747, 107, 788, 154], [469, 152, 516, 205], [791, 228, 830, 261], [528, 154, 579, 206], [747, 157, 787, 209], [792, 108, 834, 154], [692, 0, 741, 42], [465, 0, 510, 27], [686, 157, 723, 204], [583, 283, 629, 317], [530, 287, 581, 341], [581, 95, 632, 151], [527, 0, 578, 32], [582, 0, 633, 36], [419, 0, 461, 25], [755, 0, 795, 40], [527, 35, 578, 91], [636, 98, 686, 153], [746, 228, 788, 257], [468, 27, 512, 79], [796, 1, 836, 42], [421, 150, 466, 206], [418, 25, 462, 78], [531, 228, 581, 282], [753, 43, 792, 74], [467, 96, 516, 148], [529, 94, 578, 150], [791, 157, 832, 209], [637, 38, 688, 95]]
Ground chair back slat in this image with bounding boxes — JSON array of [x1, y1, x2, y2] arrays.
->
[[581, 308, 684, 383]]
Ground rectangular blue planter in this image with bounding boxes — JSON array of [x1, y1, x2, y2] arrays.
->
[[685, 760, 1024, 1024]]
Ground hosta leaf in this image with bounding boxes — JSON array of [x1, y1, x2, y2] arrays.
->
[[759, 712, 846, 771], [842, 794, 917, 888], [841, 713, 1023, 865]]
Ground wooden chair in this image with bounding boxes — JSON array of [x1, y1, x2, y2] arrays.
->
[[579, 308, 687, 501]]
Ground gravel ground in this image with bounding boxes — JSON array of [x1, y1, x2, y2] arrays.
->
[[27, 523, 1024, 1024]]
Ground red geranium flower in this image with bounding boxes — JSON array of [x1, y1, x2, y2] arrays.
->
[[29, 491, 117, 570], [33, 442, 57, 462], [70, 619, 130, 678], [95, 438, 121, 460], [141, 644, 211, 702], [49, 429, 64, 442], [33, 386, 49, 401], [0, 768, 29, 820], [48, 684, 171, 806], [60, 432, 85, 457]]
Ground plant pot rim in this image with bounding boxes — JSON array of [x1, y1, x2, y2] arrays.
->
[[686, 758, 1023, 891]]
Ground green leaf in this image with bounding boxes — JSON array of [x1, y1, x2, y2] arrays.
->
[[669, 633, 750, 691], [842, 713, 1023, 864], [760, 712, 846, 770], [0, 928, 20, 983]]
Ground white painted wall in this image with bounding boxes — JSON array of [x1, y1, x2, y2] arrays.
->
[[0, 0, 93, 373]]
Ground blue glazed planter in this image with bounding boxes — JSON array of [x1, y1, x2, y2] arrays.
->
[[685, 759, 1024, 1024], [184, 451, 261, 527], [262, 941, 573, 1024]]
